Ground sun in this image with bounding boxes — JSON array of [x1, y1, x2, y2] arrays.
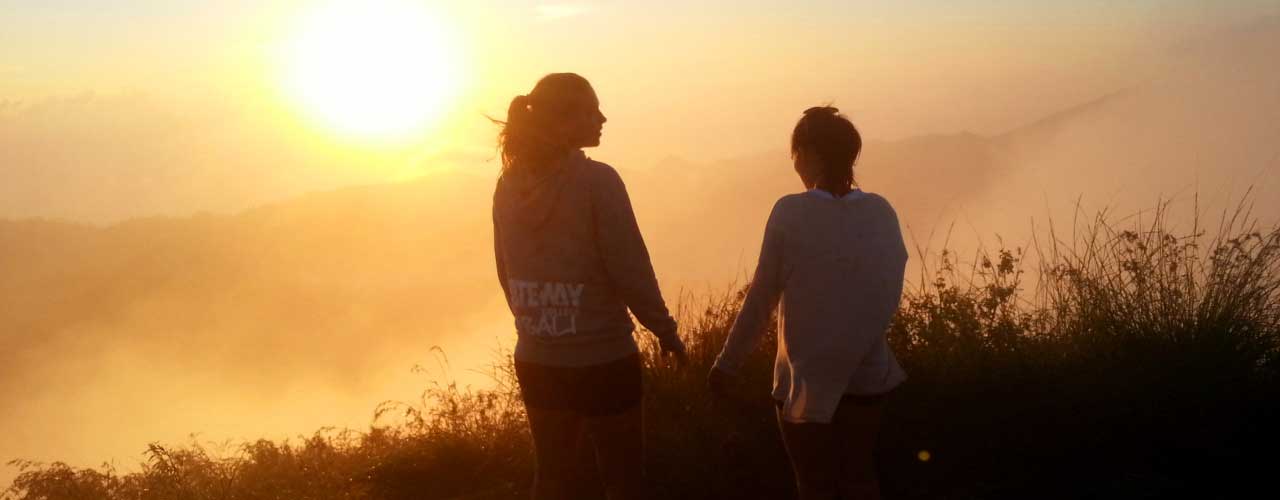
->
[[281, 0, 461, 139]]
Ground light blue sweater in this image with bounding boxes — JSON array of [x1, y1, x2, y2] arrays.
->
[[714, 188, 909, 423]]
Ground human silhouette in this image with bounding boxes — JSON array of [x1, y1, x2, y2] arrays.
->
[[492, 72, 687, 500], [708, 106, 908, 500]]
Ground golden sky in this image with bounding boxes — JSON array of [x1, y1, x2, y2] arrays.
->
[[1, 0, 1277, 223]]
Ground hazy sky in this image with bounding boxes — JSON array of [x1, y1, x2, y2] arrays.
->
[[3, 1, 1280, 487], [3, 1, 1279, 223]]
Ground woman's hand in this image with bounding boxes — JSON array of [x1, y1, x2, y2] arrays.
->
[[659, 336, 688, 366], [707, 366, 735, 398]]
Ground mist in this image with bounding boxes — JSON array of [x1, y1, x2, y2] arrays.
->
[[3, 12, 1279, 488]]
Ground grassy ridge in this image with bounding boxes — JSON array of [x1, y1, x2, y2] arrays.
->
[[6, 204, 1279, 500]]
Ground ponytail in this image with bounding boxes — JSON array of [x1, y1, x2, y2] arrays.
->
[[497, 95, 535, 171]]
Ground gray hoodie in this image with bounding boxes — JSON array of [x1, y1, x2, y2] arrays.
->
[[493, 150, 679, 367]]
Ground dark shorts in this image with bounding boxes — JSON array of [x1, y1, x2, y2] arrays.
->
[[514, 353, 643, 417]]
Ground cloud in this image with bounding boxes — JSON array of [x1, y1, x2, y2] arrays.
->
[[536, 3, 593, 21]]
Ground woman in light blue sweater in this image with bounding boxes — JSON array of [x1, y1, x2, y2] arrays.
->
[[709, 106, 908, 500]]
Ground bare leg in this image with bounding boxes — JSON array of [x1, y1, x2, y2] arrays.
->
[[777, 407, 840, 500], [584, 403, 645, 500], [574, 430, 606, 498], [834, 398, 884, 500], [525, 406, 588, 500]]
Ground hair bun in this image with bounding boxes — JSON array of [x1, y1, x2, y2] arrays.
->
[[803, 105, 839, 116]]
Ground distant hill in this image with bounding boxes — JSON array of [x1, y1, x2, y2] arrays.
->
[[0, 129, 1011, 487], [1, 171, 498, 392], [0, 130, 1009, 462], [983, 15, 1280, 228]]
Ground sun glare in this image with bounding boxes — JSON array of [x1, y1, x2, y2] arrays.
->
[[281, 0, 461, 139]]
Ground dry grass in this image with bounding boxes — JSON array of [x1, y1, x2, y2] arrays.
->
[[6, 202, 1278, 499]]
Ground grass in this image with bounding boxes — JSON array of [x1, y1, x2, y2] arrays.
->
[[6, 202, 1279, 500]]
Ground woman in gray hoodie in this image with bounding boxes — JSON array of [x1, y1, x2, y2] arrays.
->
[[492, 73, 686, 500]]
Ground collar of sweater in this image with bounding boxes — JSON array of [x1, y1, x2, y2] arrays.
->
[[805, 187, 865, 201]]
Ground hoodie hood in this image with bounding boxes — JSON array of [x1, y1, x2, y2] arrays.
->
[[495, 150, 585, 232]]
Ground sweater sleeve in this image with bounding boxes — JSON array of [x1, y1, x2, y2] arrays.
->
[[714, 200, 786, 374], [859, 198, 908, 341], [591, 166, 679, 345]]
